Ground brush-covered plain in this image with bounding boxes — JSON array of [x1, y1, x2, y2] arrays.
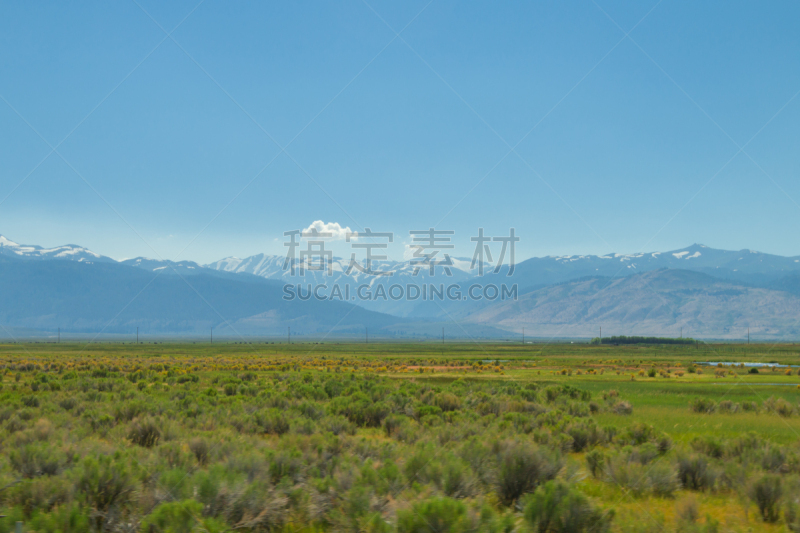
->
[[0, 341, 799, 533]]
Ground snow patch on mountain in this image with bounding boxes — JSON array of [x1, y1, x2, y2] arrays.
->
[[0, 236, 20, 247]]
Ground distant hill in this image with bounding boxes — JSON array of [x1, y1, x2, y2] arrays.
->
[[460, 269, 800, 340], [767, 272, 800, 296], [474, 244, 800, 294], [0, 254, 404, 336]]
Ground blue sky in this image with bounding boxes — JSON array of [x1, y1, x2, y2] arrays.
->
[[1, 0, 799, 263]]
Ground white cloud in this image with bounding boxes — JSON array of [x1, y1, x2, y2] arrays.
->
[[403, 243, 419, 260], [301, 220, 354, 241]]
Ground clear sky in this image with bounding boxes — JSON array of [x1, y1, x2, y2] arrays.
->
[[1, 0, 799, 263]]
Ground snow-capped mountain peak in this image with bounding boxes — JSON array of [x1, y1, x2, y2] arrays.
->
[[0, 235, 20, 247], [0, 234, 112, 263], [203, 253, 481, 282]]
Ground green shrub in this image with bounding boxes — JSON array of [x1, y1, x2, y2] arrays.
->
[[749, 474, 782, 522], [656, 435, 673, 454], [140, 499, 226, 533], [435, 393, 461, 412], [676, 455, 716, 491], [292, 417, 316, 435], [786, 500, 800, 533], [128, 417, 161, 447], [495, 442, 562, 505], [298, 401, 325, 420], [320, 414, 356, 435], [9, 444, 63, 478], [618, 422, 658, 446], [458, 438, 493, 485], [383, 413, 408, 437], [647, 462, 679, 497], [396, 497, 469, 533], [523, 480, 613, 533], [255, 409, 290, 435], [76, 455, 133, 525], [764, 397, 795, 417], [328, 392, 381, 426], [21, 395, 40, 407], [604, 455, 677, 497], [437, 457, 476, 499], [612, 401, 632, 415], [741, 401, 759, 412], [7, 475, 72, 516], [675, 496, 699, 528], [567, 421, 602, 452], [726, 432, 761, 457], [58, 397, 77, 410], [189, 437, 210, 465], [404, 446, 435, 484], [1, 503, 89, 532], [268, 451, 303, 484], [760, 446, 787, 473], [690, 398, 716, 414], [159, 468, 191, 501], [690, 437, 724, 459], [628, 443, 659, 465], [716, 400, 739, 414], [586, 450, 606, 479], [544, 386, 561, 403], [416, 404, 443, 420]]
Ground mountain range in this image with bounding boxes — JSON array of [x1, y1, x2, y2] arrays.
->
[[2, 234, 800, 340]]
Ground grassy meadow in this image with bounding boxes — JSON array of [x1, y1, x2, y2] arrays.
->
[[0, 340, 799, 533]]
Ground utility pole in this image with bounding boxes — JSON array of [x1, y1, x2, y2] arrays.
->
[[288, 327, 290, 345], [58, 327, 60, 344], [366, 327, 368, 344], [210, 327, 213, 344], [599, 326, 602, 344], [442, 327, 444, 344], [680, 327, 682, 339], [522, 327, 525, 345], [136, 327, 139, 344]]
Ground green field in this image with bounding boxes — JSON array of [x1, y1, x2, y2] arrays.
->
[[1, 341, 799, 533]]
